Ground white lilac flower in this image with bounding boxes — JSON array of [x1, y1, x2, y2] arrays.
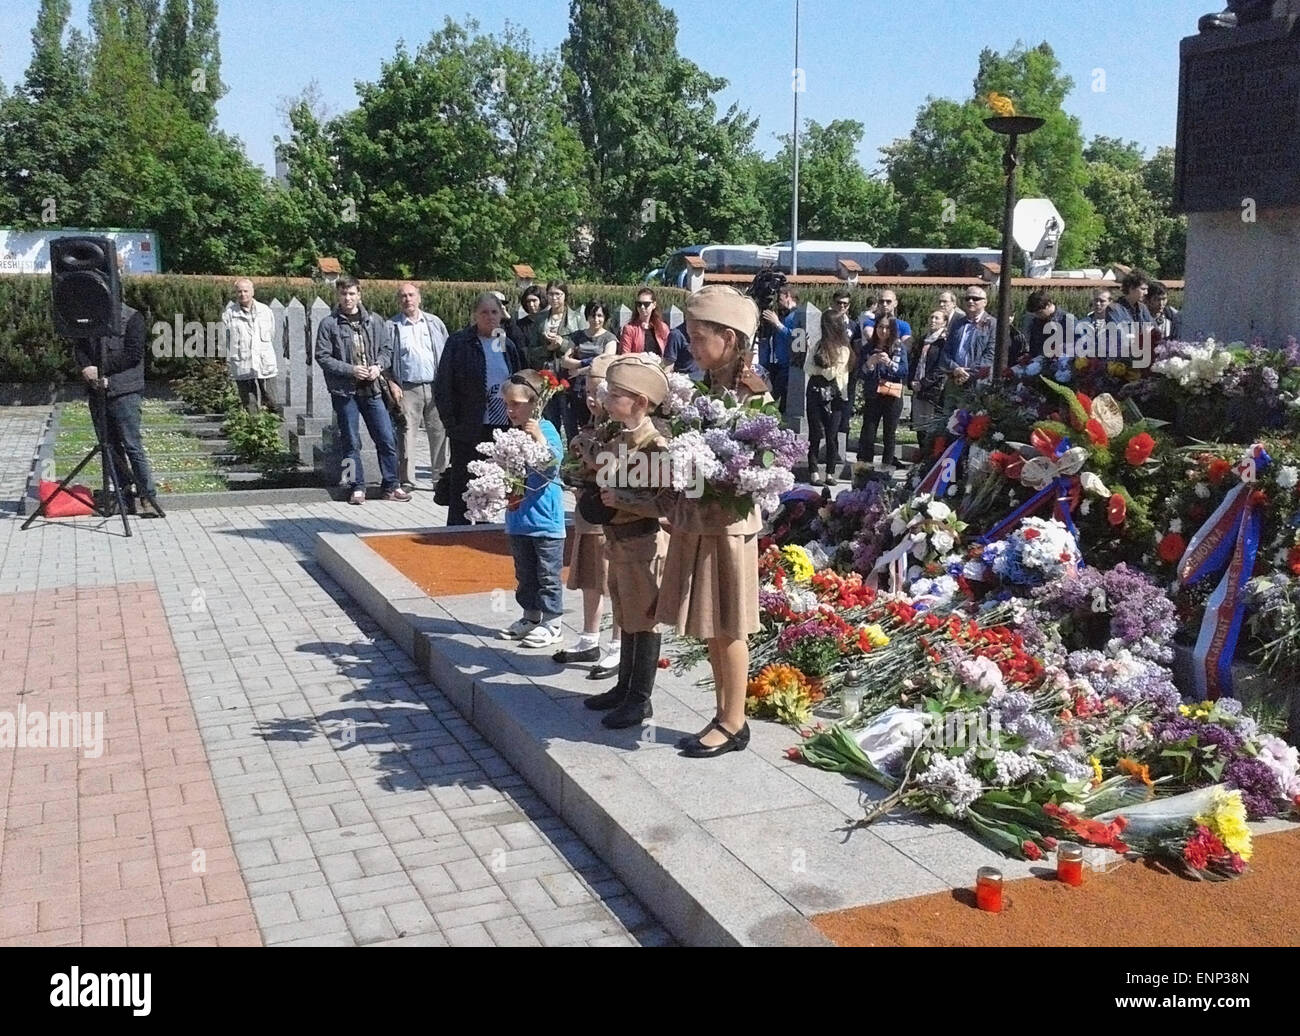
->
[[991, 750, 1043, 788], [1168, 518, 1183, 534], [993, 432, 1005, 442], [1277, 466, 1299, 491], [1194, 482, 1211, 499], [1258, 736, 1300, 799], [914, 755, 983, 817], [1080, 499, 1092, 516]]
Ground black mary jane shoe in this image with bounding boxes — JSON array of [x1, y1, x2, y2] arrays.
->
[[676, 718, 720, 750], [586, 659, 620, 680], [552, 645, 602, 664], [680, 721, 750, 759]]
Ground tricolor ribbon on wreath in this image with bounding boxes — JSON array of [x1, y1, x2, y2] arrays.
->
[[916, 409, 987, 498], [975, 428, 1087, 559], [1176, 443, 1272, 700]]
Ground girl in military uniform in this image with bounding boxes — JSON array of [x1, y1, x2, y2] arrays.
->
[[586, 355, 673, 730], [556, 354, 620, 678], [655, 286, 768, 759]]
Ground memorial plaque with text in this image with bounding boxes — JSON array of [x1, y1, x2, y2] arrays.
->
[[1174, 17, 1300, 212]]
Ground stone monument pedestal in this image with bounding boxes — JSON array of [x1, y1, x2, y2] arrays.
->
[[1175, 6, 1300, 344]]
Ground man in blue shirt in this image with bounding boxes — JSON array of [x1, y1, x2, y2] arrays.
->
[[386, 283, 450, 490], [758, 286, 798, 414], [858, 289, 913, 345]]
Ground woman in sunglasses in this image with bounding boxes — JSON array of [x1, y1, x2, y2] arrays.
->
[[619, 289, 670, 356]]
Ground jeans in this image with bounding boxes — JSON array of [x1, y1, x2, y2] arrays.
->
[[542, 393, 568, 441], [331, 391, 399, 492], [564, 391, 590, 443], [806, 390, 843, 470], [89, 390, 156, 499], [859, 390, 905, 467], [510, 534, 565, 623]]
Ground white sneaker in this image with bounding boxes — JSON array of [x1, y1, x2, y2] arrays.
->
[[520, 622, 564, 649], [500, 616, 537, 640]]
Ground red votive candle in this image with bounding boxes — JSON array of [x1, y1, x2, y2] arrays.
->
[[1057, 842, 1084, 886], [975, 867, 1003, 912]]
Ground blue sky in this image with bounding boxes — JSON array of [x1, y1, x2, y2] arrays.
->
[[2, 0, 1200, 175]]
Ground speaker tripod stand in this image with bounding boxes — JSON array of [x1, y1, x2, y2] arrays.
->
[[23, 337, 133, 536]]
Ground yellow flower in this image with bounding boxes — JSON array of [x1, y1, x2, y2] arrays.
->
[[781, 545, 815, 584], [860, 624, 890, 648], [1178, 704, 1191, 716], [1107, 362, 1128, 378], [1089, 755, 1103, 786], [1196, 788, 1253, 862], [1074, 357, 1089, 371], [985, 91, 1016, 117]]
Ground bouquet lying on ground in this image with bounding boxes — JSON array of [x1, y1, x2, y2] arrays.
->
[[661, 373, 803, 518]]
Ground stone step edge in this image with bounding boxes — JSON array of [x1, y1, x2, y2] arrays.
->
[[314, 527, 832, 949]]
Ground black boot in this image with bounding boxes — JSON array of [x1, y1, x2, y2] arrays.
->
[[584, 631, 636, 711], [603, 631, 660, 729]]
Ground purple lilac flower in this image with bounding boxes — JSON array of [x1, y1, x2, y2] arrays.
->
[[1225, 757, 1284, 819]]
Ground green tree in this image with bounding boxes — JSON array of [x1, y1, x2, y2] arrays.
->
[[765, 120, 900, 244], [1083, 135, 1144, 172], [269, 92, 355, 275], [562, 0, 765, 278], [1143, 146, 1186, 277], [153, 0, 225, 124], [0, 0, 118, 227], [1083, 161, 1158, 270], [881, 43, 1102, 269]]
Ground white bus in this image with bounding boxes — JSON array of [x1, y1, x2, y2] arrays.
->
[[658, 241, 1001, 286]]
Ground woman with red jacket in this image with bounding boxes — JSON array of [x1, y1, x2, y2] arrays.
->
[[618, 288, 670, 355]]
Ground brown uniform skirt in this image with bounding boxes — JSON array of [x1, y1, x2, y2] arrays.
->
[[655, 530, 760, 640], [566, 531, 608, 593], [604, 522, 667, 633]]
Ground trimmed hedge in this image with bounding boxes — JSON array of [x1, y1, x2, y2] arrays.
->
[[1, 274, 1179, 383]]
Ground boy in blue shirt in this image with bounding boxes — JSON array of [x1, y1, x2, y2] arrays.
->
[[499, 370, 567, 649]]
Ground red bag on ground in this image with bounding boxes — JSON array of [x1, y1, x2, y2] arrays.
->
[[37, 479, 96, 518]]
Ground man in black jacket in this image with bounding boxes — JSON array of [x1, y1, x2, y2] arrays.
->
[[434, 292, 527, 526], [74, 305, 163, 518], [314, 277, 409, 505]]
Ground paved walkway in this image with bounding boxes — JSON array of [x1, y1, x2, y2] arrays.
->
[[0, 413, 668, 946]]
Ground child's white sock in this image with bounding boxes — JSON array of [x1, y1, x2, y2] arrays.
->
[[575, 632, 600, 651]]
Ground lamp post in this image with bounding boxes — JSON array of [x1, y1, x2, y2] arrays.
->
[[791, 0, 801, 276], [984, 115, 1044, 378]]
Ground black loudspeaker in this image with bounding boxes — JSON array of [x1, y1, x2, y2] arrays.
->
[[50, 235, 122, 339]]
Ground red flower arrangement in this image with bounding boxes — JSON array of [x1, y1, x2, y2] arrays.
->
[[1158, 532, 1187, 564], [1043, 803, 1129, 854], [1207, 457, 1231, 485], [965, 413, 992, 440], [1125, 432, 1155, 466], [1107, 493, 1127, 526], [1289, 545, 1300, 577], [1085, 418, 1109, 447], [1022, 840, 1043, 861]]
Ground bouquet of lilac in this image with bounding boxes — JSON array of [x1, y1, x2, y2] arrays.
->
[[464, 428, 559, 524], [663, 380, 803, 518]]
